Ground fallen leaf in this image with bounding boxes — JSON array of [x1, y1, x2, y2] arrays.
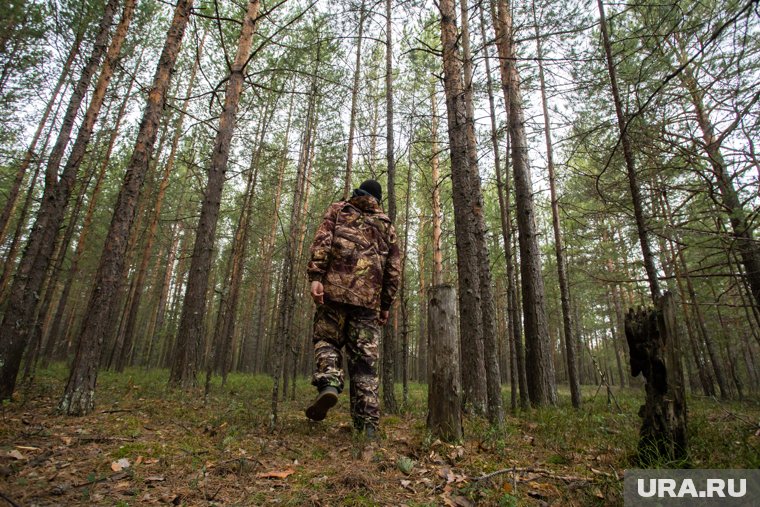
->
[[61, 436, 73, 446], [145, 476, 165, 483], [452, 495, 473, 507], [8, 450, 25, 460], [135, 455, 143, 465], [400, 479, 415, 492], [502, 481, 512, 493], [159, 493, 178, 503], [16, 445, 39, 451], [111, 458, 131, 472], [256, 468, 295, 479]]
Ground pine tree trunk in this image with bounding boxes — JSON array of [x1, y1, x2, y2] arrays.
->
[[430, 87, 443, 286], [344, 0, 366, 199], [438, 0, 487, 415], [247, 95, 294, 372], [597, 0, 660, 302], [0, 33, 82, 248], [116, 34, 204, 372], [0, 0, 121, 401], [461, 0, 502, 425], [427, 284, 463, 441], [494, 0, 556, 406], [672, 38, 760, 310], [170, 0, 261, 388], [382, 0, 399, 415], [58, 0, 193, 415], [417, 226, 427, 382], [531, 0, 579, 408], [43, 50, 144, 367]]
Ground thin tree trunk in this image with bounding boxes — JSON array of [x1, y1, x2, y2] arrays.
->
[[58, 0, 194, 415], [271, 50, 320, 425], [170, 0, 261, 388], [344, 0, 367, 199], [430, 86, 443, 286], [0, 87, 63, 301], [0, 33, 82, 248], [461, 0, 502, 424], [248, 94, 294, 372], [531, 0, 579, 408], [43, 50, 144, 367], [382, 0, 399, 415], [494, 0, 556, 405], [597, 0, 660, 302]]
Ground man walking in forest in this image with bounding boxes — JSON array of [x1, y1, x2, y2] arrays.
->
[[305, 179, 401, 438]]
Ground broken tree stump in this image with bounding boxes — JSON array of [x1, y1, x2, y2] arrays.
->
[[625, 291, 687, 465], [427, 284, 463, 441]]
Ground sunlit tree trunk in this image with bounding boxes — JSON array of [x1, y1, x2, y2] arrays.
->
[[171, 0, 261, 388]]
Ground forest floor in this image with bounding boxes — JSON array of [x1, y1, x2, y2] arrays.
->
[[1, 366, 759, 506]]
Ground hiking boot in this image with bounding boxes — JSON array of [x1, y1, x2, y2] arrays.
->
[[305, 387, 339, 421]]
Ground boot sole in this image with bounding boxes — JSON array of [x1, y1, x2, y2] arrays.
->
[[305, 391, 338, 421]]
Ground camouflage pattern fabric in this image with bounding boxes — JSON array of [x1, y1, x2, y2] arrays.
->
[[307, 195, 401, 312], [311, 302, 380, 429]]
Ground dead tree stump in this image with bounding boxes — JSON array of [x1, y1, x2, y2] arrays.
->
[[427, 284, 463, 441], [625, 292, 687, 465]]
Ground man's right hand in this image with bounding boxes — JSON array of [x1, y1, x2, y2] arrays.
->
[[310, 281, 324, 305]]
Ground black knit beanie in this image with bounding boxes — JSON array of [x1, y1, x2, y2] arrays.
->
[[356, 179, 382, 202]]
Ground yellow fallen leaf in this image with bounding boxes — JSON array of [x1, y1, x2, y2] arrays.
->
[[16, 445, 39, 451], [256, 468, 295, 479]]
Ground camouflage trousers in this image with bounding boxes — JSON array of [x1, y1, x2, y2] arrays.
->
[[311, 302, 380, 429]]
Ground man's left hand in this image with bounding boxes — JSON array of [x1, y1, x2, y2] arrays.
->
[[378, 310, 389, 326]]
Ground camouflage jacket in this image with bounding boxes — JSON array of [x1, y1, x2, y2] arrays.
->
[[307, 195, 401, 312]]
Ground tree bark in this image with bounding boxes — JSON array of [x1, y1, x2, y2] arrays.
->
[[494, 0, 556, 405], [382, 0, 399, 414], [58, 0, 193, 415], [461, 0, 502, 425], [427, 284, 463, 442], [170, 0, 261, 388], [0, 33, 82, 248], [0, 0, 121, 401], [438, 0, 487, 415]]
